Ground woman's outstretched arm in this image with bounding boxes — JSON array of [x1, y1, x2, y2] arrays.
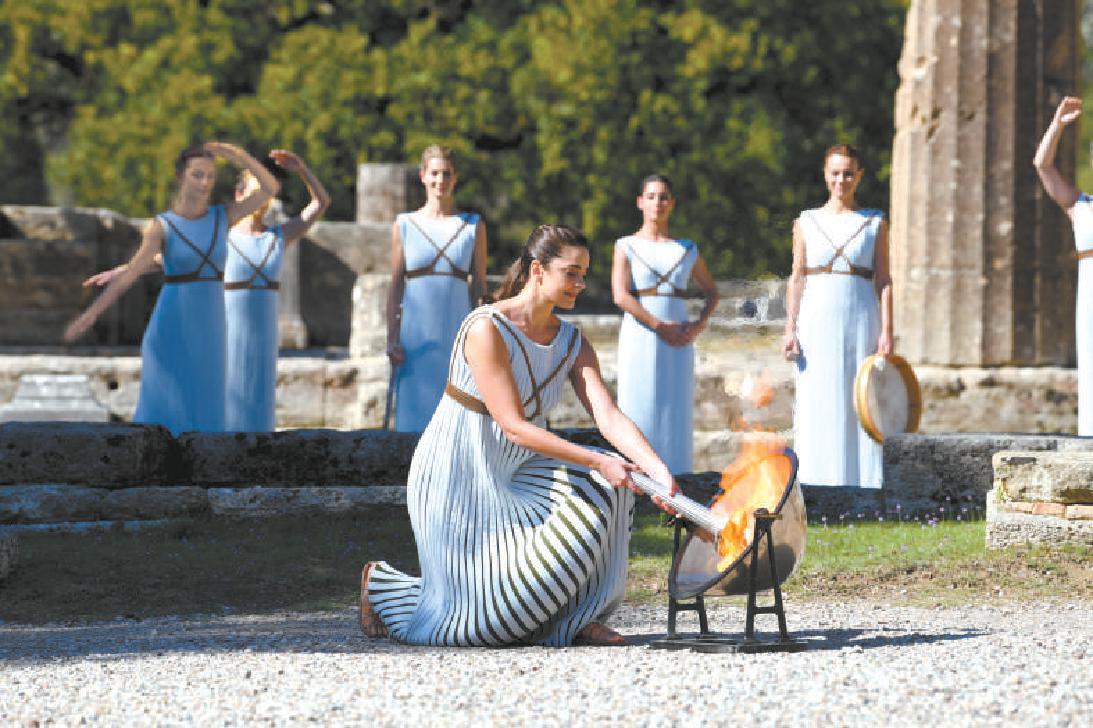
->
[[63, 219, 166, 342], [1034, 96, 1082, 217], [274, 150, 331, 245]]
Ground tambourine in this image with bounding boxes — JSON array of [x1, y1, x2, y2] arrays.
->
[[853, 353, 922, 443]]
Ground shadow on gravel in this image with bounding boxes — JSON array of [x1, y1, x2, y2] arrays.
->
[[627, 626, 988, 652], [2, 611, 988, 663]]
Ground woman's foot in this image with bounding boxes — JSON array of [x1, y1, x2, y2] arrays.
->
[[573, 622, 628, 646], [359, 562, 389, 638]]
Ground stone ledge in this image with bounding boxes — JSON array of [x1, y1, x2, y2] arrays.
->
[[986, 488, 1093, 549], [0, 421, 178, 487], [995, 500, 1093, 519], [883, 433, 1093, 514], [180, 430, 419, 486], [208, 486, 408, 517], [992, 451, 1093, 504]]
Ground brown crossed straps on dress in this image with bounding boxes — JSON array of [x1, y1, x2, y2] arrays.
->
[[225, 229, 281, 291], [627, 241, 693, 297], [404, 214, 472, 281], [802, 211, 877, 279], [444, 309, 580, 421], [159, 207, 224, 284]]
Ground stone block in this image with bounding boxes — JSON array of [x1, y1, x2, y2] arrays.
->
[[208, 486, 407, 517], [0, 422, 177, 487], [349, 274, 391, 358], [993, 451, 1093, 504], [986, 487, 1093, 549], [0, 373, 110, 423], [0, 484, 104, 523], [321, 362, 360, 429], [181, 430, 420, 486], [275, 362, 327, 428], [1067, 504, 1093, 520], [101, 487, 209, 520], [883, 433, 1069, 513], [0, 527, 17, 582], [305, 221, 389, 275]]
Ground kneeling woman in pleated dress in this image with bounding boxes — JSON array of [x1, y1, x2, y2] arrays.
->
[[360, 224, 677, 647], [64, 142, 279, 435]]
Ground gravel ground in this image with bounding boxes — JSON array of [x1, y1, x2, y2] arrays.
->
[[1, 601, 1088, 727]]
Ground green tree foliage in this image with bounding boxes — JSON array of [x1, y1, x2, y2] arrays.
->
[[0, 0, 906, 277]]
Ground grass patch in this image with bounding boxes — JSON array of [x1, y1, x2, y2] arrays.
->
[[1, 513, 1089, 624]]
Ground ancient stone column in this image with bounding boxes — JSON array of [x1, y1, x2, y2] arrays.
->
[[890, 0, 1082, 366]]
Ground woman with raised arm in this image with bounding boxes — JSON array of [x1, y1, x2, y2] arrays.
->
[[781, 144, 892, 489], [360, 224, 677, 647], [64, 142, 279, 434], [611, 174, 719, 474], [224, 151, 330, 431], [385, 145, 488, 432], [1034, 96, 1092, 435]]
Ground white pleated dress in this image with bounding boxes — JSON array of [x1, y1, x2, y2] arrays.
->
[[615, 236, 698, 474], [368, 306, 635, 647], [393, 212, 478, 432], [793, 207, 883, 488], [1074, 194, 1093, 436]]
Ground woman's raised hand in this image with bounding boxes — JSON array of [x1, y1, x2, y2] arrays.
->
[[1054, 97, 1082, 127], [270, 149, 304, 172]]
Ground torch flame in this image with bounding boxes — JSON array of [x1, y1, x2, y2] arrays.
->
[[710, 433, 791, 572]]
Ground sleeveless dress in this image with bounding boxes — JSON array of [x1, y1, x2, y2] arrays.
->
[[793, 207, 883, 488], [134, 205, 228, 435], [615, 236, 698, 474], [1073, 194, 1093, 436], [393, 212, 478, 432], [224, 225, 284, 432], [368, 306, 636, 646]]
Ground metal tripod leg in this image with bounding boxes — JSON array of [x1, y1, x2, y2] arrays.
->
[[665, 520, 710, 639], [745, 509, 789, 639]]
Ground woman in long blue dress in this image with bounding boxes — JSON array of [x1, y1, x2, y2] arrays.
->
[[1034, 96, 1093, 435], [385, 145, 488, 432], [64, 142, 279, 435], [224, 151, 330, 431], [611, 175, 719, 474], [360, 225, 677, 647], [782, 145, 893, 488]]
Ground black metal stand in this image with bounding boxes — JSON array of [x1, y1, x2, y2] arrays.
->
[[650, 510, 807, 654]]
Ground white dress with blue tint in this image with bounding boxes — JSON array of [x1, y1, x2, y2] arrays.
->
[[793, 207, 883, 488], [1073, 194, 1093, 435], [224, 225, 284, 432], [134, 205, 228, 435], [368, 306, 634, 646], [393, 212, 478, 432], [615, 236, 697, 474]]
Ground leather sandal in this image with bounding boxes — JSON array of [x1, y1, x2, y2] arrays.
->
[[359, 562, 389, 638]]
